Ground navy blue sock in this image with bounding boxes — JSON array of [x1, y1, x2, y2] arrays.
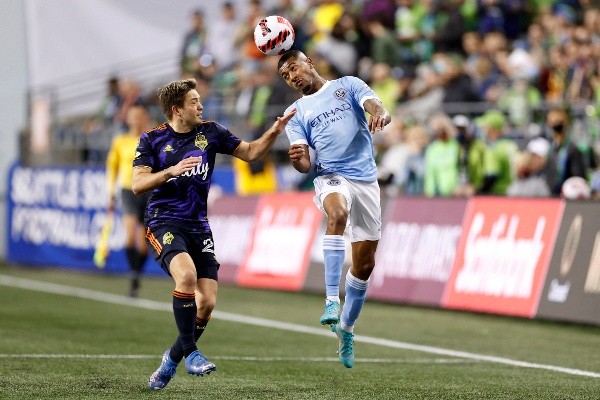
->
[[172, 291, 197, 357], [169, 317, 210, 363]]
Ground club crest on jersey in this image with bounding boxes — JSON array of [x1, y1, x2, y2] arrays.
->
[[327, 179, 341, 186], [195, 134, 208, 150], [334, 89, 347, 100], [162, 232, 174, 245], [134, 151, 141, 160], [163, 145, 173, 152]]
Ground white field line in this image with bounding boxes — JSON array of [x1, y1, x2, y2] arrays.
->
[[0, 354, 472, 364], [1, 274, 598, 378]]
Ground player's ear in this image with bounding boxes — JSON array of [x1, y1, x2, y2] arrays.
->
[[172, 105, 180, 118]]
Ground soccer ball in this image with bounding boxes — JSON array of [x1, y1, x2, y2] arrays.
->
[[561, 176, 591, 200], [254, 15, 295, 56]]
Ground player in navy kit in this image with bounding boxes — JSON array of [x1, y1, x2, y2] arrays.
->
[[133, 78, 295, 390]]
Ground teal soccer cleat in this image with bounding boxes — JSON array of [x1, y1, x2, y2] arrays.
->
[[148, 349, 178, 390], [320, 300, 340, 326], [185, 349, 216, 376], [335, 325, 355, 368]]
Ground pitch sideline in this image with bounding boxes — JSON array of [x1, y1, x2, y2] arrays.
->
[[1, 274, 598, 379]]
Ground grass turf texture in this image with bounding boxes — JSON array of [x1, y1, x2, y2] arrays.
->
[[0, 265, 598, 399]]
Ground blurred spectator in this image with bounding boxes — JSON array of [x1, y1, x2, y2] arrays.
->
[[477, 109, 519, 195], [506, 137, 552, 197], [399, 62, 444, 123], [431, 52, 480, 103], [394, 0, 423, 65], [232, 64, 279, 195], [208, 2, 239, 71], [544, 107, 588, 195], [433, 0, 467, 53], [539, 45, 570, 103], [362, 0, 397, 29], [196, 77, 227, 125], [377, 119, 411, 194], [315, 13, 360, 76], [96, 76, 122, 128], [180, 9, 213, 79], [369, 63, 402, 115], [452, 114, 487, 196], [114, 78, 145, 133], [366, 16, 403, 68], [403, 123, 430, 195], [307, 0, 345, 44], [424, 113, 460, 196], [498, 77, 542, 131], [234, 0, 267, 73]]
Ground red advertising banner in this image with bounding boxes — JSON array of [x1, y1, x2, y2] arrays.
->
[[442, 197, 563, 317], [236, 192, 323, 291], [369, 197, 467, 306], [210, 195, 259, 284]]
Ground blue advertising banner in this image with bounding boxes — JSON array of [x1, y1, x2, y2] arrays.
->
[[6, 163, 164, 274]]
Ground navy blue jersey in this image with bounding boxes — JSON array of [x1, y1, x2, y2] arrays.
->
[[133, 122, 241, 232]]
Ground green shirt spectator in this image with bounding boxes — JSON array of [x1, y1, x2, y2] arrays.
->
[[424, 138, 460, 197], [477, 110, 519, 195]]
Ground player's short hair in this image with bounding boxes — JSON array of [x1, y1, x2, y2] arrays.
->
[[157, 78, 197, 120], [278, 50, 304, 72]]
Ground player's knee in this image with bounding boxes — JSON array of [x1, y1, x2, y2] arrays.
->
[[327, 208, 348, 230], [177, 272, 198, 290]]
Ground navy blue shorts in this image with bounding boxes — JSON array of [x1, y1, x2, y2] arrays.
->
[[145, 224, 219, 281]]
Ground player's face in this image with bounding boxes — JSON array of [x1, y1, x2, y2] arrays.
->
[[178, 89, 204, 126], [279, 57, 317, 95]]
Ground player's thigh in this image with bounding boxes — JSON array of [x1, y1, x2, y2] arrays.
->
[[169, 252, 198, 292], [348, 179, 382, 242], [188, 232, 220, 281], [313, 174, 352, 215]]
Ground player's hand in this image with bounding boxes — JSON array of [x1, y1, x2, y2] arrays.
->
[[273, 109, 297, 133], [368, 111, 391, 133], [288, 144, 305, 162], [167, 156, 201, 178]]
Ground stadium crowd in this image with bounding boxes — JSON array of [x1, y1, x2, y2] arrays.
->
[[77, 0, 600, 199]]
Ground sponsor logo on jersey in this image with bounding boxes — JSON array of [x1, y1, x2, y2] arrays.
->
[[195, 134, 208, 150], [162, 232, 174, 245], [327, 179, 341, 186], [163, 145, 173, 152], [309, 102, 351, 128]]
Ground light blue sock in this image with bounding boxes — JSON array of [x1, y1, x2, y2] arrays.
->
[[323, 235, 345, 299], [341, 271, 369, 330]]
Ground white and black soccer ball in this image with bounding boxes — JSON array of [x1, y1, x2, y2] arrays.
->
[[561, 176, 591, 200], [254, 15, 295, 56]]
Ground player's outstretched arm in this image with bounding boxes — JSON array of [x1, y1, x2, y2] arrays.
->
[[233, 109, 296, 162], [364, 98, 391, 133], [288, 143, 311, 173], [132, 156, 201, 194]]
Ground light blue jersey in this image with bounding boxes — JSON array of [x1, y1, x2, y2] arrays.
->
[[284, 76, 380, 181]]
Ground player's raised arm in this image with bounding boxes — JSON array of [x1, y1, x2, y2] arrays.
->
[[364, 98, 391, 133], [132, 157, 201, 194], [233, 109, 296, 162]]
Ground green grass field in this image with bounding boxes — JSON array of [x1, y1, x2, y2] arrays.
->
[[0, 264, 599, 400]]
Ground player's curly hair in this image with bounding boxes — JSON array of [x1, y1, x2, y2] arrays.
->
[[157, 78, 197, 120]]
